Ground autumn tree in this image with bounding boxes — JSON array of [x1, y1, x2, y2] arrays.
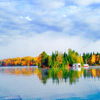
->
[[90, 54, 96, 65]]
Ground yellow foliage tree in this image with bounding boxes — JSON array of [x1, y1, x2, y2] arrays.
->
[[91, 54, 96, 65]]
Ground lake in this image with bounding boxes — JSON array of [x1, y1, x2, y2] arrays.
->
[[0, 66, 100, 100]]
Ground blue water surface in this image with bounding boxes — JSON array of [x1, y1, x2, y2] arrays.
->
[[0, 67, 100, 100]]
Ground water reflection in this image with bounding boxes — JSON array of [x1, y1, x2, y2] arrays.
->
[[0, 67, 100, 85]]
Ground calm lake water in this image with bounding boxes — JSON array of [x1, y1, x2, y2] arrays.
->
[[0, 66, 100, 100]]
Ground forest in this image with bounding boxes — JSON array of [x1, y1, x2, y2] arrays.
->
[[0, 49, 100, 68]]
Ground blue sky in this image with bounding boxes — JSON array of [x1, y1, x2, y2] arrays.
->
[[0, 0, 100, 59]]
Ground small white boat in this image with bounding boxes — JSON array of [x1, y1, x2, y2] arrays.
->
[[72, 63, 81, 71], [83, 64, 89, 69]]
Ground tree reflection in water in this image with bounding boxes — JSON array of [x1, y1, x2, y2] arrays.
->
[[0, 67, 100, 85]]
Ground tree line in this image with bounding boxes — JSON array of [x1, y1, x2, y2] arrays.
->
[[0, 49, 100, 67]]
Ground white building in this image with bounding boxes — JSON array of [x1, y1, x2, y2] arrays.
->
[[72, 63, 81, 71]]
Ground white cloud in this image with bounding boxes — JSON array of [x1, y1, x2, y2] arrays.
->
[[62, 14, 67, 17], [0, 32, 98, 59], [36, 0, 65, 10], [86, 40, 100, 53], [85, 16, 100, 31], [25, 16, 32, 21], [19, 16, 32, 21], [0, 2, 16, 11], [72, 0, 100, 6], [0, 0, 100, 59]]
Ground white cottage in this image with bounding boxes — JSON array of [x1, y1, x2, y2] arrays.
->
[[72, 63, 81, 71]]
